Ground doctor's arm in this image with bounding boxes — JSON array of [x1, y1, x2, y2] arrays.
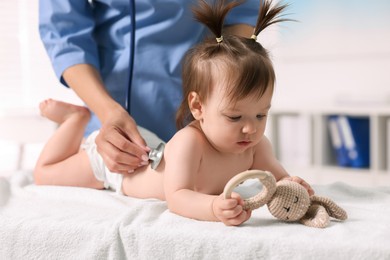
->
[[39, 0, 149, 174], [63, 65, 150, 174]]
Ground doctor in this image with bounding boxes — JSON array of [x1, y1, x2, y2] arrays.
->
[[39, 0, 259, 174]]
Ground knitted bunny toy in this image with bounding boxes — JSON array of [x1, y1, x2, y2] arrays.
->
[[223, 170, 348, 228]]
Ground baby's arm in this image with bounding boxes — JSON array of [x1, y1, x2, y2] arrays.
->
[[252, 136, 314, 195], [163, 128, 250, 225]]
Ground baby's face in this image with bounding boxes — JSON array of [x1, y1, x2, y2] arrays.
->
[[199, 83, 273, 154]]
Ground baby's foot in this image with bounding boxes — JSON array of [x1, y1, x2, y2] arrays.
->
[[39, 99, 90, 124]]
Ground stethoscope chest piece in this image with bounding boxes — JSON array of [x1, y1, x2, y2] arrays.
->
[[149, 142, 165, 170]]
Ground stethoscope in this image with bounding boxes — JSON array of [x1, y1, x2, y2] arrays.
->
[[125, 0, 135, 115], [127, 0, 164, 169]]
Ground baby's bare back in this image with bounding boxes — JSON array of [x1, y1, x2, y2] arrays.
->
[[121, 160, 166, 200], [121, 142, 254, 201]]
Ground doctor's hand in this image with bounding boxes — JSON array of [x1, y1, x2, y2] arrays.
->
[[212, 193, 252, 226], [95, 107, 150, 174]]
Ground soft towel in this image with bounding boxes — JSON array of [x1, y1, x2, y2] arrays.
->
[[1, 170, 390, 260]]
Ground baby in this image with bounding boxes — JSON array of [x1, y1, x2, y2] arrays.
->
[[34, 0, 314, 226]]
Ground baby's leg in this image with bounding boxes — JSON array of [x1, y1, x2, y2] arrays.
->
[[34, 99, 103, 189]]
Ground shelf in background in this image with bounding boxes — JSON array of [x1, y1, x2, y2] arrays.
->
[[268, 105, 390, 187]]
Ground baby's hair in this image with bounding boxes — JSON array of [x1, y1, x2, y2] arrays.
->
[[176, 0, 292, 129], [192, 0, 243, 42], [253, 0, 293, 39]]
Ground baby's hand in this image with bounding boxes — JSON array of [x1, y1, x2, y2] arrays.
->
[[282, 176, 315, 196], [212, 192, 252, 226]]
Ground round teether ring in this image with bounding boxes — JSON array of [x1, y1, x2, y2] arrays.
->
[[223, 170, 273, 210]]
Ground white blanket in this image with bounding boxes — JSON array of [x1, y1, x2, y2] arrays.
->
[[1, 170, 390, 260]]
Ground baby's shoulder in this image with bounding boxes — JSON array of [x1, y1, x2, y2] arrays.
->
[[166, 124, 206, 152], [170, 125, 205, 145]]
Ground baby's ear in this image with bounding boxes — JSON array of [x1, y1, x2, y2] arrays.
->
[[311, 195, 348, 221], [188, 91, 203, 120], [299, 204, 330, 228]]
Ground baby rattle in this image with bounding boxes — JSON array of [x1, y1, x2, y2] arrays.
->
[[223, 170, 348, 228]]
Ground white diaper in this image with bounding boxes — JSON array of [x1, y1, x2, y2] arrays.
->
[[82, 127, 165, 195], [82, 130, 124, 194]]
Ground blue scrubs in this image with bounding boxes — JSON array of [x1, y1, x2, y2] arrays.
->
[[39, 0, 259, 141]]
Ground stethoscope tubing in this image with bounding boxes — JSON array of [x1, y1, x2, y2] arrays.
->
[[126, 0, 136, 113], [125, 1, 165, 167]]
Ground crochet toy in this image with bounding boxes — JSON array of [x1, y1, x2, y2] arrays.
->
[[223, 170, 348, 228]]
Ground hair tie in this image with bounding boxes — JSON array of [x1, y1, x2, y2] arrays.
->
[[216, 36, 224, 43], [250, 34, 257, 41]]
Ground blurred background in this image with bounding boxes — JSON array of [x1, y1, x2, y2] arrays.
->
[[271, 0, 390, 107], [1, 0, 390, 185], [0, 1, 82, 176]]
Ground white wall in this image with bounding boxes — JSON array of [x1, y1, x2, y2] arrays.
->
[[268, 0, 390, 108], [0, 1, 81, 175], [0, 0, 82, 111]]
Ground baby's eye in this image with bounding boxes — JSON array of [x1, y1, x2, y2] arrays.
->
[[256, 114, 266, 120], [227, 116, 241, 121], [294, 196, 299, 203]]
